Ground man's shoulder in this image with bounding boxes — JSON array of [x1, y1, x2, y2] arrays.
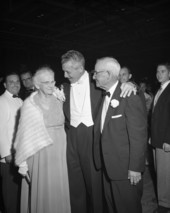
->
[[0, 92, 8, 102]]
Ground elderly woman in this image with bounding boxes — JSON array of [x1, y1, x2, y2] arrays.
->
[[14, 66, 71, 213]]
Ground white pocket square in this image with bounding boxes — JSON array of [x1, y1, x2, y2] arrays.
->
[[111, 114, 122, 119]]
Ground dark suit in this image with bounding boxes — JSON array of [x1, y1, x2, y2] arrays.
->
[[151, 83, 170, 148], [151, 82, 170, 209], [63, 75, 104, 213], [94, 82, 147, 213]]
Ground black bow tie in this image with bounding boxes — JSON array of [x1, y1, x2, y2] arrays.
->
[[13, 95, 19, 98], [103, 91, 111, 97]]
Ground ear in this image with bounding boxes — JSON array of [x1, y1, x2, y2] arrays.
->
[[106, 71, 112, 80], [129, 74, 132, 80], [3, 82, 7, 89], [79, 65, 84, 73]]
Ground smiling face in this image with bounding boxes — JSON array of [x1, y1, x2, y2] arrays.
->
[[35, 69, 55, 96], [62, 59, 84, 84], [4, 74, 21, 95], [156, 65, 170, 85], [119, 67, 132, 83], [93, 62, 109, 90], [93, 57, 120, 91]]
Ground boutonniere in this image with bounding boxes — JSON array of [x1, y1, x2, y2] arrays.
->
[[110, 99, 119, 108], [53, 85, 66, 102]]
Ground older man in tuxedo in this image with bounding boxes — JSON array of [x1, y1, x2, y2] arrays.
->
[[61, 50, 136, 213], [0, 72, 23, 213], [93, 57, 147, 213]]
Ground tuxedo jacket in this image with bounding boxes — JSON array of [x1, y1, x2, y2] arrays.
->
[[63, 74, 103, 129], [94, 82, 147, 180], [151, 83, 170, 149]]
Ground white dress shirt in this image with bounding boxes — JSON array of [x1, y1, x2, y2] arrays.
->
[[0, 90, 23, 163], [101, 81, 119, 132], [70, 71, 93, 127]]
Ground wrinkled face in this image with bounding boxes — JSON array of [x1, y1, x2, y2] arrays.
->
[[93, 61, 109, 90], [156, 65, 170, 84], [20, 72, 33, 89], [119, 68, 131, 83], [37, 72, 55, 95], [62, 60, 84, 83], [4, 74, 21, 95]]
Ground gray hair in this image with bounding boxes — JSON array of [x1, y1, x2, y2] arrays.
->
[[33, 66, 54, 87], [96, 57, 121, 77], [61, 50, 85, 68]]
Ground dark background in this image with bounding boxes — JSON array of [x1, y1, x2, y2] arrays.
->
[[0, 0, 170, 87]]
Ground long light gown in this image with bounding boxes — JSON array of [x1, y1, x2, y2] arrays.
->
[[20, 96, 71, 213]]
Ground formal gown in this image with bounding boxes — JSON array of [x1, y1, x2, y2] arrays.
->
[[20, 96, 71, 213]]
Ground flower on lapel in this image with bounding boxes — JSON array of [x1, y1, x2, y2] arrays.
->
[[53, 85, 66, 102], [110, 99, 119, 108]]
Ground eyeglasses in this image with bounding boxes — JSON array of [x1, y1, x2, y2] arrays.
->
[[40, 81, 56, 85], [91, 70, 107, 76]]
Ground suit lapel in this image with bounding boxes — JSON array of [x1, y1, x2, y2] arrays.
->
[[153, 83, 170, 113], [103, 82, 122, 131], [94, 95, 105, 134], [63, 83, 70, 121]]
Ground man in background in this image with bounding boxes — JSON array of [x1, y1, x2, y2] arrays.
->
[[20, 70, 35, 100], [0, 72, 23, 213], [151, 63, 170, 213]]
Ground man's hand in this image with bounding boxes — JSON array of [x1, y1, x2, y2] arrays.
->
[[5, 155, 12, 163], [128, 170, 141, 185], [120, 82, 137, 98], [163, 143, 170, 152]]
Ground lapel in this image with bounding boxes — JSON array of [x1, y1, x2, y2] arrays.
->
[[63, 83, 70, 121], [103, 82, 122, 131], [94, 94, 105, 134], [153, 83, 170, 113], [88, 74, 103, 120]]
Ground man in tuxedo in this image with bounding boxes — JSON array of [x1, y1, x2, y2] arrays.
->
[[151, 63, 170, 213], [61, 50, 136, 213], [0, 72, 23, 213], [93, 57, 147, 213]]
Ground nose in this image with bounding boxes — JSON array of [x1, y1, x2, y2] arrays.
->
[[64, 72, 68, 78], [93, 73, 96, 80]]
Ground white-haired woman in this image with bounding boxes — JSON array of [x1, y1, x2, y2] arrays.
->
[[14, 66, 70, 213]]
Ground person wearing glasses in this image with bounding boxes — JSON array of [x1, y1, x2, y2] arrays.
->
[[61, 50, 136, 213], [14, 66, 71, 213], [93, 57, 147, 213]]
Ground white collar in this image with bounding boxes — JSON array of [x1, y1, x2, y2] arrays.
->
[[161, 80, 170, 90], [108, 81, 119, 97]]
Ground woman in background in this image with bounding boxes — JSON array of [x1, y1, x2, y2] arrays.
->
[[14, 66, 70, 213]]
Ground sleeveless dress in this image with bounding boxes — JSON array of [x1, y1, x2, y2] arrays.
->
[[20, 96, 71, 213]]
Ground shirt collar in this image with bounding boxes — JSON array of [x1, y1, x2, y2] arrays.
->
[[161, 80, 170, 90], [5, 90, 15, 98], [108, 81, 119, 97]]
